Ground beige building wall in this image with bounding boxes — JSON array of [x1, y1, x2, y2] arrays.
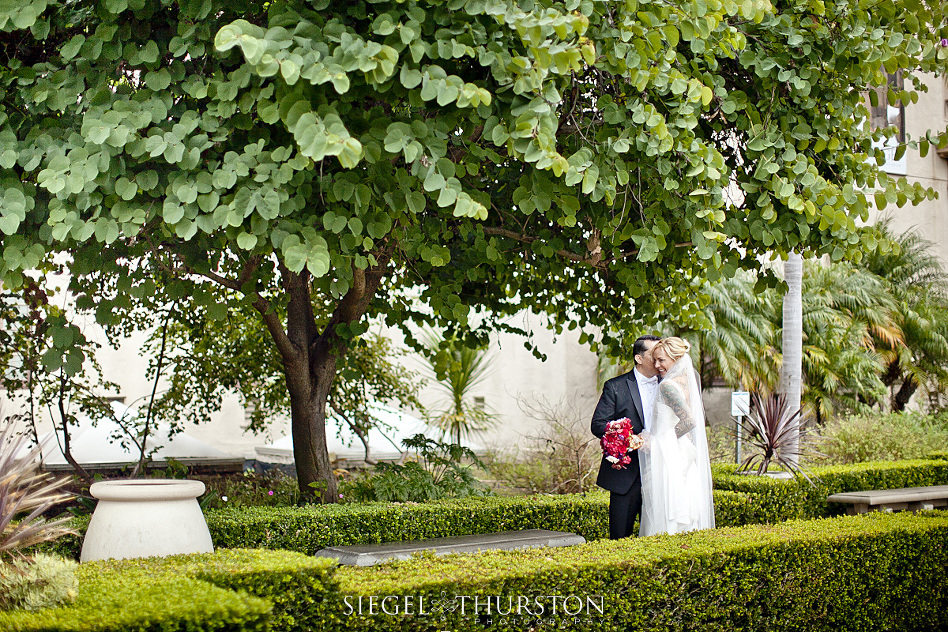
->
[[870, 71, 948, 262]]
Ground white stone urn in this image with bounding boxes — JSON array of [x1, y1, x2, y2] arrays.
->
[[80, 479, 214, 562]]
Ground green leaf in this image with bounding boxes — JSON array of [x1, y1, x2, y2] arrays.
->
[[423, 169, 445, 192], [61, 35, 85, 60], [400, 65, 422, 89], [236, 232, 257, 249]]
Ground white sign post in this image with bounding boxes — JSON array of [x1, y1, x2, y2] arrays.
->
[[731, 391, 750, 464]]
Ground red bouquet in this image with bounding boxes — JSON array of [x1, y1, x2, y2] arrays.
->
[[600, 417, 638, 469]]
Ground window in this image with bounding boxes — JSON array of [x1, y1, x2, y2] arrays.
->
[[869, 72, 906, 174]]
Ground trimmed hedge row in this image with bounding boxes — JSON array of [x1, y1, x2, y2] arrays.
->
[[0, 549, 337, 632], [11, 512, 948, 631], [329, 511, 948, 632], [40, 459, 948, 560], [204, 489, 763, 551], [204, 458, 948, 552], [712, 458, 948, 523], [207, 493, 610, 553]]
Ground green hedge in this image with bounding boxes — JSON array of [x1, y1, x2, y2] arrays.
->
[[329, 511, 948, 632], [712, 458, 948, 523], [43, 489, 763, 560], [0, 549, 336, 632], [930, 451, 948, 461], [9, 513, 948, 631], [207, 493, 611, 553], [38, 459, 948, 561]]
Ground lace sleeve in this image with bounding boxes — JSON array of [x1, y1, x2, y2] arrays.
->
[[660, 380, 695, 438]]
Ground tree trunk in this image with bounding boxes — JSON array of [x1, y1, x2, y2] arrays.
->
[[779, 252, 803, 464], [266, 257, 389, 503], [892, 376, 917, 412]]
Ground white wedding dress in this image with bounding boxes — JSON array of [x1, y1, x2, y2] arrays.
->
[[638, 353, 715, 536]]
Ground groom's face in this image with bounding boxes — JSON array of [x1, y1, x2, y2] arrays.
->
[[635, 340, 659, 378]]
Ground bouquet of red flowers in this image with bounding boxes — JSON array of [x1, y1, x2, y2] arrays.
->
[[600, 417, 639, 469]]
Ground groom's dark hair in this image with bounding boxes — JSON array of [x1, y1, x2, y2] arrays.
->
[[632, 334, 661, 365]]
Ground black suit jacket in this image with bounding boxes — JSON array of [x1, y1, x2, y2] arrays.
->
[[591, 370, 647, 494]]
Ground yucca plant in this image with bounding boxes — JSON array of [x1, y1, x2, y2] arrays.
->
[[0, 420, 75, 558], [736, 393, 819, 480]]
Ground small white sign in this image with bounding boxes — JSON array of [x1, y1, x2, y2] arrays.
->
[[731, 391, 751, 417]]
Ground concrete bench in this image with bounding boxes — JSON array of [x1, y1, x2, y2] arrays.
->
[[827, 485, 948, 515], [313, 529, 586, 566]]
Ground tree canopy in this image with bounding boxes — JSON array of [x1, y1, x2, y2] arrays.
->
[[1, 0, 946, 499]]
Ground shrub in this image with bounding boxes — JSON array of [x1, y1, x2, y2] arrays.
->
[[38, 460, 948, 560], [486, 396, 599, 494], [35, 489, 770, 560], [328, 511, 948, 632], [0, 563, 271, 631], [0, 418, 78, 612], [0, 549, 336, 632], [340, 434, 491, 502], [713, 458, 948, 522], [817, 410, 948, 465], [0, 555, 78, 612], [0, 421, 74, 556], [199, 468, 301, 510], [736, 393, 820, 478], [207, 494, 611, 554], [7, 513, 948, 631]]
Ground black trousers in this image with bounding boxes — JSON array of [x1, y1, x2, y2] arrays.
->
[[609, 485, 642, 539]]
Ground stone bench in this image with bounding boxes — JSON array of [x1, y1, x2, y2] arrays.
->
[[827, 485, 948, 515], [313, 529, 586, 566]]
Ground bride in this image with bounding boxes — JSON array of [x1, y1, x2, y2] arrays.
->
[[638, 337, 715, 536]]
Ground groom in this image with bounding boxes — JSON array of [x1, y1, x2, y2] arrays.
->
[[591, 334, 661, 539]]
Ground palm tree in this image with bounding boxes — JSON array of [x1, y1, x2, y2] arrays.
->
[[419, 329, 497, 444], [692, 271, 776, 392], [698, 259, 897, 424], [797, 260, 895, 423], [859, 220, 948, 410], [780, 253, 803, 462]]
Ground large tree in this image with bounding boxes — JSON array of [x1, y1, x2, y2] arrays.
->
[[1, 0, 945, 500]]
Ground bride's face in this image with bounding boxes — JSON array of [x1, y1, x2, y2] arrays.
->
[[653, 347, 675, 377]]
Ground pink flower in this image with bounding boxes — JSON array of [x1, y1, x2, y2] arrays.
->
[[268, 490, 274, 496], [601, 418, 635, 469]]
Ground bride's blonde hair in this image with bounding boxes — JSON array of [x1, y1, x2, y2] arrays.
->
[[654, 336, 690, 362]]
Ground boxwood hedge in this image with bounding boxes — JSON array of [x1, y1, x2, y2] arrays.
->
[[329, 511, 948, 632], [39, 459, 948, 560], [10, 512, 948, 631], [712, 458, 948, 523], [0, 549, 337, 632]]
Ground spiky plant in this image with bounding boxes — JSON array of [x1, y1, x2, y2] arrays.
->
[[419, 329, 497, 444], [736, 393, 819, 480], [0, 420, 74, 558]]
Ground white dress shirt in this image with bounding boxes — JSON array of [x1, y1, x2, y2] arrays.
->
[[634, 368, 659, 430]]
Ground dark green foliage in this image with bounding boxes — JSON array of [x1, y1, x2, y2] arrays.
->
[[9, 513, 948, 631], [207, 494, 612, 555], [329, 512, 948, 632], [342, 434, 492, 502], [200, 468, 302, 509], [714, 459, 948, 522]]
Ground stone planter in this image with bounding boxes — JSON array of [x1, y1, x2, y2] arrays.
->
[[80, 479, 214, 562]]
